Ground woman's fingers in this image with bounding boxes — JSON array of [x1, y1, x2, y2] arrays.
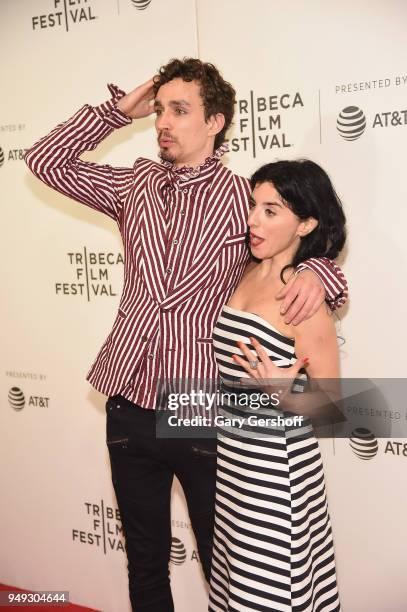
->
[[236, 340, 257, 362], [232, 353, 259, 377], [249, 337, 271, 364], [289, 356, 309, 375]]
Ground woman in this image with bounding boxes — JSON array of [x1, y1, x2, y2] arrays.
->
[[209, 160, 345, 612]]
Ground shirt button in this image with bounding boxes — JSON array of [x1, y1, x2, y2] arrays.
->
[[167, 268, 172, 274], [183, 188, 188, 193], [142, 336, 149, 342], [180, 210, 185, 216], [173, 239, 179, 245], [148, 354, 154, 360]]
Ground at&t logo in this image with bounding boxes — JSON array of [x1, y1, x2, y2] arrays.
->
[[131, 0, 152, 8], [170, 537, 186, 565], [0, 147, 28, 167], [8, 387, 50, 410], [337, 106, 366, 141], [349, 427, 378, 460], [169, 536, 200, 565], [337, 105, 407, 140], [8, 387, 25, 411]]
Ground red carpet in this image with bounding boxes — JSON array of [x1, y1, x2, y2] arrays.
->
[[0, 585, 99, 611]]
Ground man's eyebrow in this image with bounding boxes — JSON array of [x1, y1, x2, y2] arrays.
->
[[169, 100, 191, 107], [154, 99, 191, 107]]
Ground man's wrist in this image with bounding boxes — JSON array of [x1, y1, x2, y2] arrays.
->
[[93, 83, 132, 128]]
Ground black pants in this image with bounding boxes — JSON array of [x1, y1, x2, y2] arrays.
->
[[106, 395, 217, 612]]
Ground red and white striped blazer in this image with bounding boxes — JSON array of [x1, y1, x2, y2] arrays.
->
[[25, 86, 348, 408]]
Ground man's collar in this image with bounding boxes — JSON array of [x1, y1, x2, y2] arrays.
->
[[160, 143, 229, 184]]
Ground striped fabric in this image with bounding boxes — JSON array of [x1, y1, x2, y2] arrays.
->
[[296, 259, 348, 311], [25, 85, 348, 409], [209, 306, 340, 612]]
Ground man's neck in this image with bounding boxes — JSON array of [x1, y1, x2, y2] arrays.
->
[[173, 149, 216, 169]]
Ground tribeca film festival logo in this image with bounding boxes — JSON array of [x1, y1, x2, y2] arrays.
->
[[8, 387, 50, 411], [55, 248, 123, 300], [32, 0, 97, 32], [230, 91, 305, 157], [72, 501, 124, 554], [349, 427, 407, 460]]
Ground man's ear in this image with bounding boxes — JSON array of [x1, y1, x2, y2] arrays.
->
[[297, 217, 318, 237], [207, 113, 225, 137]]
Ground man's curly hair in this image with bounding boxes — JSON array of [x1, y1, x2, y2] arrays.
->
[[153, 58, 236, 150]]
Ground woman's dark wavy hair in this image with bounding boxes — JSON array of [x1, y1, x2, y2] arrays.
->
[[153, 57, 236, 150], [249, 160, 346, 281]]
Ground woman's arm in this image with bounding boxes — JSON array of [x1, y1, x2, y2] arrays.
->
[[233, 304, 344, 423], [282, 304, 343, 422], [293, 303, 340, 379]]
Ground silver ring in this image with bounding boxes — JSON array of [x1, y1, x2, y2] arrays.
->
[[249, 359, 259, 370]]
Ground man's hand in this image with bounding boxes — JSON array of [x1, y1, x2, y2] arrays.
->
[[276, 270, 325, 325], [116, 78, 155, 119]]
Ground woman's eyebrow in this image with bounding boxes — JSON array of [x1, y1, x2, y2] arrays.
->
[[263, 200, 283, 207], [250, 195, 283, 207]]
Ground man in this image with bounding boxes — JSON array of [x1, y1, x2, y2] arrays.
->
[[25, 58, 347, 612]]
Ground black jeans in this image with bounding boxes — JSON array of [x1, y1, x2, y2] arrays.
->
[[106, 395, 217, 612]]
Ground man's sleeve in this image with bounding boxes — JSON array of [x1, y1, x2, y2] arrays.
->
[[25, 84, 134, 223], [296, 257, 348, 310]]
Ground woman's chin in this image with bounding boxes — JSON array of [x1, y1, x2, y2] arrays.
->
[[250, 244, 266, 258]]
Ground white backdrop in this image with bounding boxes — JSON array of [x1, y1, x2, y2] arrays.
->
[[1, 1, 407, 611]]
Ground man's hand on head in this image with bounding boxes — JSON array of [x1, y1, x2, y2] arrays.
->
[[276, 269, 325, 326], [116, 78, 155, 119]]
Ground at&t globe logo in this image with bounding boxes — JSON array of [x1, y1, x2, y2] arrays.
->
[[131, 0, 152, 9], [349, 427, 378, 460], [170, 537, 186, 565], [8, 387, 25, 411], [337, 106, 366, 141]]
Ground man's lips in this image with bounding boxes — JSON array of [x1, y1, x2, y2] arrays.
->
[[159, 137, 175, 147], [249, 233, 265, 247]]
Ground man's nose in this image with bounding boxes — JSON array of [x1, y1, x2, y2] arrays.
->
[[155, 110, 171, 131]]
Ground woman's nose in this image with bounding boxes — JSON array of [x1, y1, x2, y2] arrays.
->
[[248, 209, 258, 227]]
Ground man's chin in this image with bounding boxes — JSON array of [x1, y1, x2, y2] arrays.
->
[[159, 148, 176, 163]]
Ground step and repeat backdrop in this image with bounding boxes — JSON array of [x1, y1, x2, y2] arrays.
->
[[1, 1, 407, 610]]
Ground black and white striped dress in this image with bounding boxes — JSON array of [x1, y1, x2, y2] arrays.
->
[[208, 305, 340, 612]]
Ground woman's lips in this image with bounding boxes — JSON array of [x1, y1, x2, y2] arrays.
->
[[250, 233, 265, 247]]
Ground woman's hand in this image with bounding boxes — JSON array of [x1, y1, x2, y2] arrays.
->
[[232, 336, 308, 397]]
